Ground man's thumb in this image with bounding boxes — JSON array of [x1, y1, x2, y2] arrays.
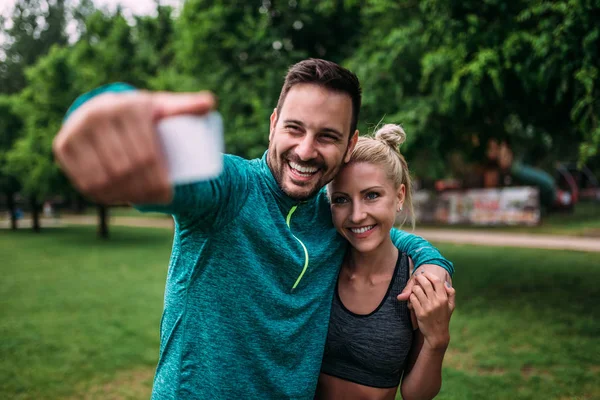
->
[[397, 279, 414, 301], [151, 91, 217, 121], [446, 285, 456, 314]]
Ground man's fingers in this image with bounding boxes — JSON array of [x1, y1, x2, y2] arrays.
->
[[397, 278, 414, 301], [53, 89, 191, 205], [54, 140, 81, 191], [119, 116, 170, 204], [151, 91, 216, 121], [445, 285, 456, 314], [70, 139, 111, 203], [89, 122, 135, 204]]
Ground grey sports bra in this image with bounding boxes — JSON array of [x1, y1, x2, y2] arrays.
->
[[320, 252, 413, 388]]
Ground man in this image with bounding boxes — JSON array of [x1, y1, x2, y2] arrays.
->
[[54, 59, 453, 399]]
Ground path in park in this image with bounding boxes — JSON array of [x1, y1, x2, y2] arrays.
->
[[2, 215, 600, 253]]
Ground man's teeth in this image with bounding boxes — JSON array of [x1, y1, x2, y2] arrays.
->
[[350, 225, 375, 234], [289, 161, 318, 175]]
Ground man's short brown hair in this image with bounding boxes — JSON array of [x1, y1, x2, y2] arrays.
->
[[276, 59, 362, 136]]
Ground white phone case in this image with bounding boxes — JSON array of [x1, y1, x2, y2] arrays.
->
[[156, 112, 224, 184]]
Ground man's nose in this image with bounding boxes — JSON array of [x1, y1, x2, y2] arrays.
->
[[295, 135, 318, 161]]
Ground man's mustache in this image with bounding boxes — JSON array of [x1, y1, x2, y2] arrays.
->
[[284, 153, 325, 169]]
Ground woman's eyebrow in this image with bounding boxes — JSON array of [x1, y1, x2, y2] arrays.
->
[[360, 186, 385, 194]]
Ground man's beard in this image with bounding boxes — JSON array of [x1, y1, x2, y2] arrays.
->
[[267, 147, 350, 201]]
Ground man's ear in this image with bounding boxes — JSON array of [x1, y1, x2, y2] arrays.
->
[[344, 130, 359, 163], [269, 108, 278, 142]]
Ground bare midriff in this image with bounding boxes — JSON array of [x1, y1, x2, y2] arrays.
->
[[315, 373, 398, 400]]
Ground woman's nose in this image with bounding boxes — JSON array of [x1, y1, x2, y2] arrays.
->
[[350, 203, 367, 224]]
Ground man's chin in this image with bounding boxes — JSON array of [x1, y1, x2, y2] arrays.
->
[[282, 181, 321, 201]]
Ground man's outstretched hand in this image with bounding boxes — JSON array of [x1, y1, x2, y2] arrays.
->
[[53, 90, 216, 205]]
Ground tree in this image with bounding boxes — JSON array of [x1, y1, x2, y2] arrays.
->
[[0, 0, 69, 232], [154, 0, 363, 159], [346, 0, 600, 180], [133, 5, 176, 84], [0, 0, 68, 94], [4, 45, 76, 232], [66, 8, 151, 238], [0, 95, 23, 230]]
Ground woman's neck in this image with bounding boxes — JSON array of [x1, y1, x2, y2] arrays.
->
[[345, 238, 398, 279]]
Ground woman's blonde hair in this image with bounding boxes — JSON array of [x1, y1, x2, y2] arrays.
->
[[349, 124, 415, 229]]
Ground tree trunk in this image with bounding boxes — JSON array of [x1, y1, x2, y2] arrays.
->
[[7, 192, 17, 230], [75, 193, 86, 214], [30, 195, 40, 233], [97, 204, 109, 239]]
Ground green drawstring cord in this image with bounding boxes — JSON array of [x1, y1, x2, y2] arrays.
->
[[286, 205, 309, 291]]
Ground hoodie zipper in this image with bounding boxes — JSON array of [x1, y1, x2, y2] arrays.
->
[[286, 204, 309, 291]]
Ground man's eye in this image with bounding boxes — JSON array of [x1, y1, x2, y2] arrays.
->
[[286, 125, 302, 134], [332, 196, 348, 204], [319, 134, 339, 143], [366, 192, 380, 200]]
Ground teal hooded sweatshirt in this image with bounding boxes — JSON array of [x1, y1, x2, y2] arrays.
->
[[66, 84, 454, 399]]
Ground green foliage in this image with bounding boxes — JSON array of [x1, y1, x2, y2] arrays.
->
[[0, 0, 68, 94], [161, 0, 363, 159], [0, 0, 598, 198], [68, 9, 140, 89], [346, 0, 600, 175], [0, 95, 22, 193], [4, 45, 76, 197]]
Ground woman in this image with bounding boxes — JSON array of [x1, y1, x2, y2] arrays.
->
[[316, 124, 455, 400]]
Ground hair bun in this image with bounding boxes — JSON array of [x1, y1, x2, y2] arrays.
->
[[374, 124, 406, 150]]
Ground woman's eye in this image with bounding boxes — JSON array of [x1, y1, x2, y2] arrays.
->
[[332, 196, 348, 204], [366, 192, 380, 200]]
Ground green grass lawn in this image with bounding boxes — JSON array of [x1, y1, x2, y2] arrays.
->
[[1, 226, 599, 399], [0, 226, 171, 400], [433, 244, 600, 400]]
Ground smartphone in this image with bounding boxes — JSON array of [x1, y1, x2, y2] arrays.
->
[[156, 112, 224, 184]]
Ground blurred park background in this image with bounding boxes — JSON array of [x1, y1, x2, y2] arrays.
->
[[1, 0, 599, 399]]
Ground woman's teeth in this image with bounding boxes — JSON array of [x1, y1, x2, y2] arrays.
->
[[350, 225, 375, 234]]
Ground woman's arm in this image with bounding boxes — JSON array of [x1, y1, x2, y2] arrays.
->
[[400, 272, 455, 400], [400, 331, 446, 400]]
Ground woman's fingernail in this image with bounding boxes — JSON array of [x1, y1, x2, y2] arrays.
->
[[445, 281, 452, 288]]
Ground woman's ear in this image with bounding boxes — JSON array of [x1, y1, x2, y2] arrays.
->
[[397, 184, 406, 212]]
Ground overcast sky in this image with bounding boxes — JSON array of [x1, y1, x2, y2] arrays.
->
[[0, 0, 182, 49], [1, 0, 182, 20]]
